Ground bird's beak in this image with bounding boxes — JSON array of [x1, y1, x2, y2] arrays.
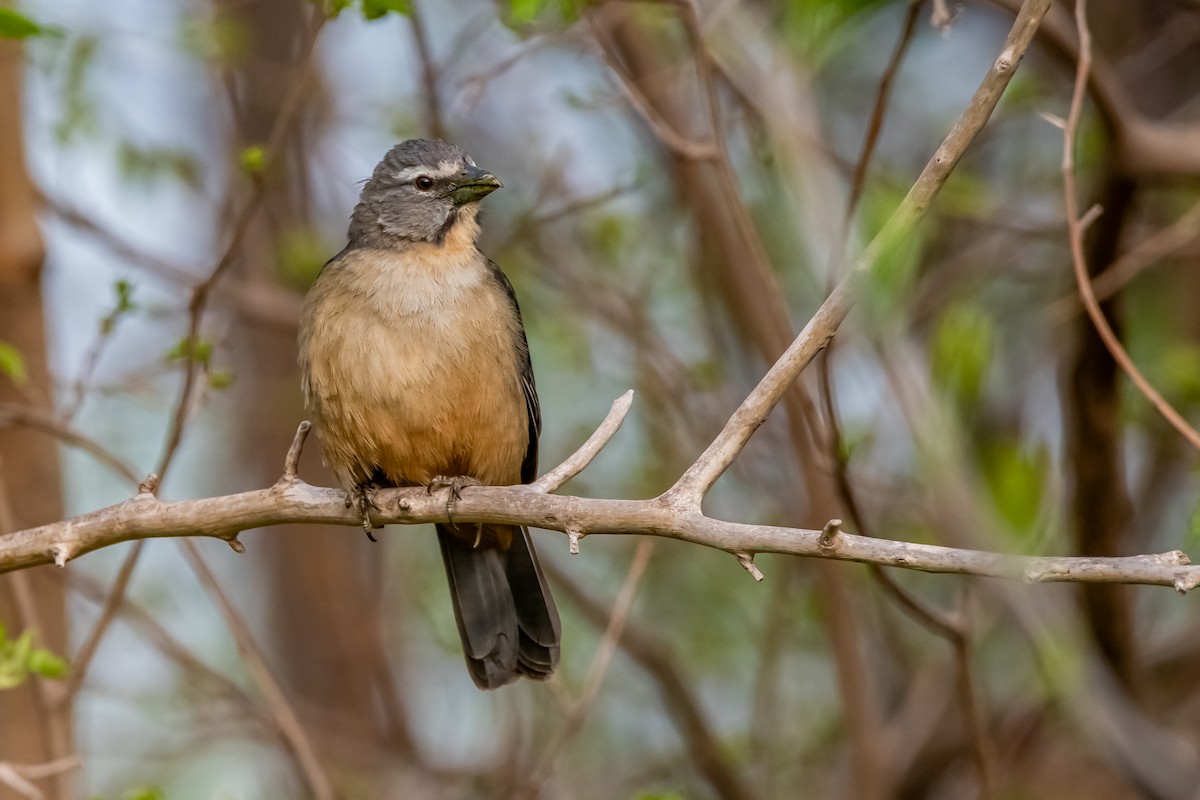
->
[[450, 165, 502, 206]]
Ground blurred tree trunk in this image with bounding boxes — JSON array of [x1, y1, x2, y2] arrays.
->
[[0, 38, 71, 800], [212, 0, 415, 778]]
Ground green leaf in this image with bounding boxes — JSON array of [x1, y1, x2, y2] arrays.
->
[[361, 0, 411, 20], [207, 369, 234, 390], [28, 649, 69, 680], [981, 440, 1049, 536], [0, 342, 27, 385], [10, 630, 34, 668], [510, 0, 548, 24], [165, 337, 213, 366], [118, 142, 202, 190], [239, 144, 265, 177], [0, 8, 59, 39], [930, 303, 994, 408]]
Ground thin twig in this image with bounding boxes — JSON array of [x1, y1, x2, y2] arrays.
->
[[178, 541, 336, 800], [846, 0, 923, 217], [0, 403, 138, 484], [530, 539, 655, 793], [1059, 0, 1200, 453], [587, 13, 719, 161], [408, 0, 447, 140], [154, 12, 326, 481], [532, 390, 634, 492]]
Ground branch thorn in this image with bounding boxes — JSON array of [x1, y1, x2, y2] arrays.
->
[[567, 526, 584, 555], [138, 473, 159, 496], [51, 543, 72, 568], [735, 552, 764, 581], [283, 421, 312, 480], [819, 518, 843, 550]]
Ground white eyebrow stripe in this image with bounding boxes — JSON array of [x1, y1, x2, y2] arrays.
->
[[391, 160, 462, 183]]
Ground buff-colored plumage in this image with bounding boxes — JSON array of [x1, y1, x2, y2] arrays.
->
[[300, 210, 527, 492], [298, 139, 559, 689]]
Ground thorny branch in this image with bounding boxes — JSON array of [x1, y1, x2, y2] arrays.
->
[[3, 407, 1200, 593]]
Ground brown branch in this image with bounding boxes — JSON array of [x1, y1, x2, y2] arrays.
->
[[1058, 3, 1200, 453]]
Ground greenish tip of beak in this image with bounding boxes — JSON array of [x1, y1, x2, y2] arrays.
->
[[450, 165, 502, 206]]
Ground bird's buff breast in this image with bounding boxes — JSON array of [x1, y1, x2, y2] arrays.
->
[[300, 246, 527, 489]]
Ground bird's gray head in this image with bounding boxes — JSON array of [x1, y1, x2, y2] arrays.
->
[[348, 139, 502, 247]]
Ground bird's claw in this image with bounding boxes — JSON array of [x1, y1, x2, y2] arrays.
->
[[350, 482, 384, 542], [427, 475, 480, 529]]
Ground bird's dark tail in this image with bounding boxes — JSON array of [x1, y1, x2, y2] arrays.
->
[[436, 523, 561, 689]]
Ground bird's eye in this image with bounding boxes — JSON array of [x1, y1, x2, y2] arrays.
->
[[414, 175, 434, 191]]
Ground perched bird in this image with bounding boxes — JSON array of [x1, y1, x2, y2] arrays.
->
[[298, 139, 560, 689]]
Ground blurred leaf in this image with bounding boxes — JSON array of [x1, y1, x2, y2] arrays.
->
[[239, 144, 265, 177], [166, 336, 212, 366], [0, 341, 28, 385], [503, 0, 584, 28], [100, 279, 138, 334], [1156, 344, 1200, 409], [181, 11, 251, 64], [779, 0, 893, 64], [981, 440, 1049, 536], [120, 788, 166, 800], [930, 303, 994, 408], [859, 187, 926, 321], [361, 0, 411, 20], [0, 8, 59, 39], [510, 0, 548, 24], [207, 369, 234, 391], [28, 649, 69, 680], [54, 35, 99, 143], [276, 227, 328, 286], [316, 0, 354, 17], [117, 142, 202, 190], [1186, 497, 1200, 553]]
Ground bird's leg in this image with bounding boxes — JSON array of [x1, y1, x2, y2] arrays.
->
[[349, 480, 384, 542], [426, 475, 481, 531]]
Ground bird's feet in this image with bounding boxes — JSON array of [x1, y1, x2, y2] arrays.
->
[[426, 475, 481, 532], [346, 481, 384, 542]]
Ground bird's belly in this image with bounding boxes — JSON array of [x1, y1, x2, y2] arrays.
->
[[307, 297, 527, 489]]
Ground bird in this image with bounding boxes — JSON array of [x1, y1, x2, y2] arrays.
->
[[297, 139, 560, 689]]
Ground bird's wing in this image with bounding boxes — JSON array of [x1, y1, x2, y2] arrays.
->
[[487, 260, 541, 485]]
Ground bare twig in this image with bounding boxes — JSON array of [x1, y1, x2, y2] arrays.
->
[[178, 541, 336, 800], [154, 12, 326, 480], [664, 0, 1053, 507], [544, 558, 755, 800], [531, 539, 654, 793], [408, 0, 447, 140], [846, 0, 923, 217], [587, 13, 719, 161], [1058, 0, 1200, 453], [0, 403, 138, 484], [532, 390, 634, 492]]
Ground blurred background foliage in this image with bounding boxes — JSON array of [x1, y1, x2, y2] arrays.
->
[[2, 0, 1200, 798]]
